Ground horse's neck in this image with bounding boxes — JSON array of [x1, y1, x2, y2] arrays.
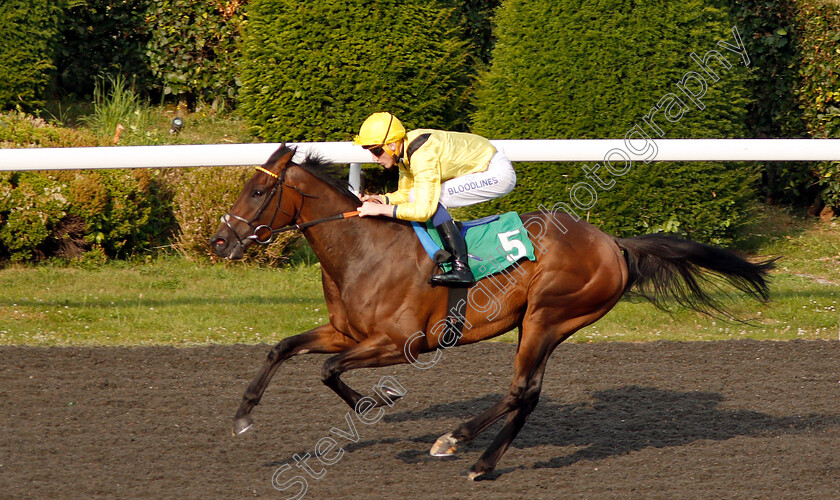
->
[[304, 214, 416, 287], [291, 168, 417, 285]]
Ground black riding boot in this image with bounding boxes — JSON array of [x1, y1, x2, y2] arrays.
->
[[429, 220, 476, 288]]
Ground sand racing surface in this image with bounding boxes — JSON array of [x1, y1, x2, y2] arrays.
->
[[2, 340, 839, 499]]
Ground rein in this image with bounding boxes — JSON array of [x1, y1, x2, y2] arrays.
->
[[223, 164, 359, 246], [253, 210, 360, 241]]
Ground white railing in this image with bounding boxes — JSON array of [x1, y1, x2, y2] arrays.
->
[[1, 139, 839, 171]]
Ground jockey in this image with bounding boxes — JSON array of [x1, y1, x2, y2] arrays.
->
[[354, 112, 516, 287]]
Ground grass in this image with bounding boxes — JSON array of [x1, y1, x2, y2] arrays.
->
[[79, 75, 153, 140], [0, 206, 837, 346], [0, 256, 326, 346], [551, 273, 839, 343]]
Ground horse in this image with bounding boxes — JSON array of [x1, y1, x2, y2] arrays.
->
[[210, 144, 774, 480]]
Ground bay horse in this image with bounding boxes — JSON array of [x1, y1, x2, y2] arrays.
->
[[210, 145, 774, 480]]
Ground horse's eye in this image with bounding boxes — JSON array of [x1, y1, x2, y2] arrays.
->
[[252, 189, 264, 198]]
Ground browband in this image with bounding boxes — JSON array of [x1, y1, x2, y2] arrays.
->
[[255, 166, 279, 179]]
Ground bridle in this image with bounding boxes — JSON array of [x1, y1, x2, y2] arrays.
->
[[221, 164, 359, 247]]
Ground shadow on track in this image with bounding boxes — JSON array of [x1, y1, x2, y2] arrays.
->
[[327, 385, 840, 476]]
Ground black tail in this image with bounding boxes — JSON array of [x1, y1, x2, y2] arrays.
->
[[615, 234, 777, 319]]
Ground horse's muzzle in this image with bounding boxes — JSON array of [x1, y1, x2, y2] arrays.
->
[[210, 229, 247, 260]]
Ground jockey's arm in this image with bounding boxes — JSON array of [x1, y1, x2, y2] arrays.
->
[[390, 154, 441, 221], [383, 172, 412, 205], [358, 165, 441, 220]]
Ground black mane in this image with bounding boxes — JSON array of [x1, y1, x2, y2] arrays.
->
[[269, 145, 360, 203]]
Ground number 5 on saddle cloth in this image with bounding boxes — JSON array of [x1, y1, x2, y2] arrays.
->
[[412, 212, 537, 281]]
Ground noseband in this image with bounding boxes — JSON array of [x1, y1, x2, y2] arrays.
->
[[221, 164, 359, 247]]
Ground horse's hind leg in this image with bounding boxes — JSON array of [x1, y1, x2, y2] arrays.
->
[[430, 336, 552, 467], [458, 305, 619, 478], [466, 356, 549, 479], [233, 324, 355, 435]]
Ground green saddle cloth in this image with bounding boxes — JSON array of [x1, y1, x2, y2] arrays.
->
[[419, 212, 536, 281]]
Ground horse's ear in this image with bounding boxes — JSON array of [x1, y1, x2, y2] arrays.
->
[[267, 144, 296, 169]]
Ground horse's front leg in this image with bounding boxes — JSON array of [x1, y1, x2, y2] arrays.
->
[[320, 334, 409, 410], [233, 324, 355, 435]]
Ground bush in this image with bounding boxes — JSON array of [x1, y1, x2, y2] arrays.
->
[[0, 111, 102, 148], [0, 0, 64, 110], [239, 0, 471, 141], [0, 167, 174, 263], [469, 0, 754, 244], [166, 166, 295, 265], [145, 0, 248, 107], [0, 109, 183, 264], [66, 169, 175, 257], [0, 172, 71, 261]]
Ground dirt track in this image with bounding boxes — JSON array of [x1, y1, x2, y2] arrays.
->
[[1, 340, 839, 499]]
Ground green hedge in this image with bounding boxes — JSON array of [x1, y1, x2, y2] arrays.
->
[[733, 0, 840, 210], [468, 0, 754, 244], [732, 0, 811, 207], [0, 0, 64, 110], [54, 0, 153, 99], [145, 0, 248, 106], [41, 0, 247, 105], [239, 0, 472, 141], [732, 0, 804, 139], [448, 0, 501, 66], [794, 1, 840, 210], [795, 2, 840, 140]]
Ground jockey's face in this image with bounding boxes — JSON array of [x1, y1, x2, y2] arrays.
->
[[367, 142, 401, 169]]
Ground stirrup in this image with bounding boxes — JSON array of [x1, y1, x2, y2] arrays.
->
[[429, 266, 475, 288]]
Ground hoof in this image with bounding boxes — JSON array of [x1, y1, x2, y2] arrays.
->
[[375, 383, 405, 407], [430, 432, 458, 457], [467, 468, 495, 481], [381, 384, 405, 400], [232, 416, 254, 436]]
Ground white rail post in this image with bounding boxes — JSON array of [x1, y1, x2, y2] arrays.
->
[[348, 163, 362, 195]]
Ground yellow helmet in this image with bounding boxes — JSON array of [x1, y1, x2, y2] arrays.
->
[[353, 112, 406, 146]]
